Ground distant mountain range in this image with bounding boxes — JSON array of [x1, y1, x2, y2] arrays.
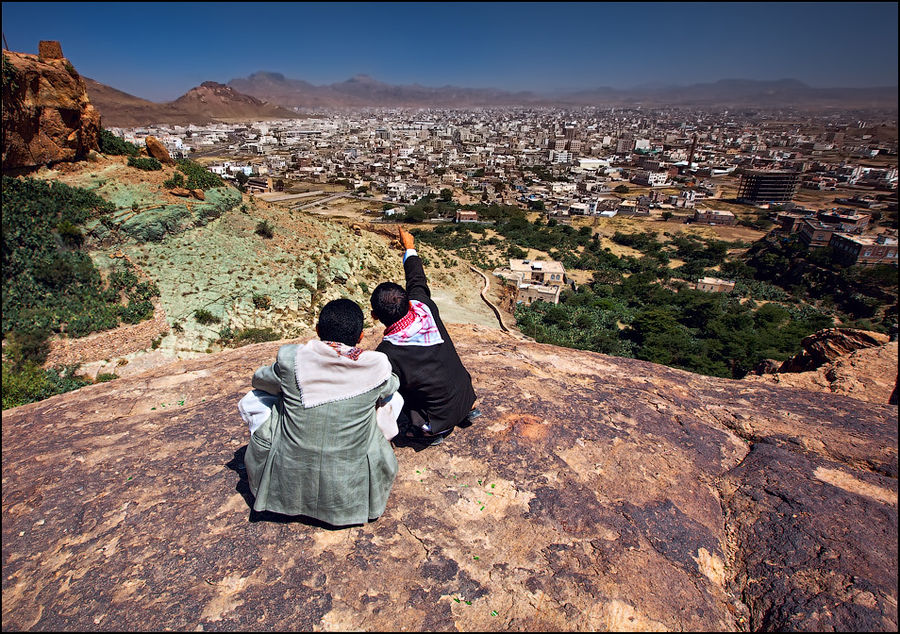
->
[[83, 79, 297, 128], [85, 72, 898, 127], [230, 72, 897, 109]]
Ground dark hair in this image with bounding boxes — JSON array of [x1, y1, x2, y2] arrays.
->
[[317, 298, 364, 346], [370, 282, 409, 328]]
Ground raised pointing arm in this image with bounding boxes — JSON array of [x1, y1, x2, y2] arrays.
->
[[398, 226, 431, 301]]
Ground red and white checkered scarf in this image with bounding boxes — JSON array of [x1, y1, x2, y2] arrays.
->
[[383, 300, 445, 347]]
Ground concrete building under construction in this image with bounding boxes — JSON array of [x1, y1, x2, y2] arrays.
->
[[737, 170, 801, 205]]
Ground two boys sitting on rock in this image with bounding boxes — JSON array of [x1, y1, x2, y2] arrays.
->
[[239, 227, 479, 527]]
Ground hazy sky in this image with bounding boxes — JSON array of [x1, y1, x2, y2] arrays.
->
[[2, 1, 897, 102]]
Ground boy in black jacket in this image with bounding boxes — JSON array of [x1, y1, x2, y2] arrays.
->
[[370, 227, 479, 444]]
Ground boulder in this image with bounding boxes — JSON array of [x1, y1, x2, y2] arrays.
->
[[779, 328, 889, 373], [2, 325, 896, 631], [746, 339, 898, 404], [751, 358, 781, 375], [191, 188, 205, 201], [1, 47, 100, 170], [170, 187, 191, 197], [144, 135, 175, 165]]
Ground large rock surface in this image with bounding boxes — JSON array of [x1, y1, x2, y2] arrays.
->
[[1, 48, 100, 170], [2, 325, 897, 631]]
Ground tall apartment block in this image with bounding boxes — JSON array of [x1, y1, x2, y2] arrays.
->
[[737, 170, 801, 205]]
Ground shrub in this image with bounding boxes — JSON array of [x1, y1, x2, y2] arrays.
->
[[95, 373, 119, 382], [255, 220, 274, 239], [98, 129, 140, 156], [175, 159, 223, 190], [163, 171, 185, 189], [193, 309, 221, 325], [252, 293, 272, 310], [56, 221, 84, 248], [127, 156, 162, 171], [2, 361, 92, 410], [2, 178, 154, 348], [219, 327, 281, 347]]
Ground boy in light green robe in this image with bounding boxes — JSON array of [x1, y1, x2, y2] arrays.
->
[[243, 299, 400, 526]]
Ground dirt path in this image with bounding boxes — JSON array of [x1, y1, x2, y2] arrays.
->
[[468, 265, 510, 332]]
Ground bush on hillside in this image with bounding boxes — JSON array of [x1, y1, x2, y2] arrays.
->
[[175, 159, 223, 190], [193, 309, 220, 325], [255, 220, 274, 239], [127, 156, 162, 171], [217, 326, 281, 347], [99, 129, 140, 156]]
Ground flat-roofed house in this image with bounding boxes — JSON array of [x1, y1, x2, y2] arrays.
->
[[696, 277, 736, 293], [799, 219, 835, 248], [496, 258, 568, 305], [817, 209, 870, 234], [830, 233, 898, 267], [694, 209, 736, 225], [508, 259, 567, 286]]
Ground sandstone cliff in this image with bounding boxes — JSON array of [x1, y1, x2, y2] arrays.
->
[[2, 45, 100, 170], [2, 325, 897, 631]]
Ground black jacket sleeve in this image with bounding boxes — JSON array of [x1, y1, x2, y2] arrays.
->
[[404, 254, 431, 303]]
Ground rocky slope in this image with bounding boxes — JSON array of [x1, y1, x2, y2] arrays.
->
[[2, 47, 100, 170], [746, 329, 898, 404], [82, 77, 296, 128], [171, 81, 298, 121], [2, 326, 896, 631]]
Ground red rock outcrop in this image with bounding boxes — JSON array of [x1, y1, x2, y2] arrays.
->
[[778, 328, 890, 373], [746, 328, 897, 404], [2, 325, 896, 631], [1, 44, 100, 170], [144, 135, 175, 165]]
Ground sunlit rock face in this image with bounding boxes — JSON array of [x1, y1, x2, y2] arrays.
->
[[2, 45, 100, 170], [2, 325, 896, 631]]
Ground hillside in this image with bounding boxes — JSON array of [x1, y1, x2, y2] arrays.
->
[[171, 81, 298, 121], [2, 325, 897, 631], [82, 77, 297, 128], [82, 77, 216, 128]]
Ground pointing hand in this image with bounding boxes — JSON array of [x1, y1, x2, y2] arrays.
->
[[398, 226, 415, 250]]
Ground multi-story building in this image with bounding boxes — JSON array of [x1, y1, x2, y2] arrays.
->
[[830, 233, 898, 267], [816, 209, 870, 233], [799, 219, 836, 248], [496, 259, 567, 305], [631, 170, 669, 187], [736, 170, 801, 204]]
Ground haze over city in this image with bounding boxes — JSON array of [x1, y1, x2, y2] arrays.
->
[[2, 1, 898, 102]]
